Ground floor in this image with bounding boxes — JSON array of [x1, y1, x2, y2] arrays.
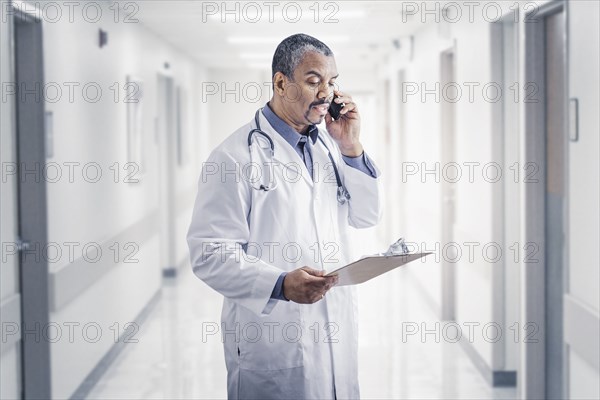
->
[[85, 265, 517, 400]]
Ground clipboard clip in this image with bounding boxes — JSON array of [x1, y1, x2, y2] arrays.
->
[[384, 237, 410, 256]]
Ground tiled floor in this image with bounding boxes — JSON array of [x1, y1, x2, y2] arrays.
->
[[85, 265, 517, 400]]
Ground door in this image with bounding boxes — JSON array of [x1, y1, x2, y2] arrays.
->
[[0, 5, 22, 399], [0, 5, 52, 399]]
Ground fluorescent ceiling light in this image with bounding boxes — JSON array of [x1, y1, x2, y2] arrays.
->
[[228, 36, 350, 45]]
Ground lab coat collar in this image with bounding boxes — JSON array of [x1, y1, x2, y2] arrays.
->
[[256, 110, 324, 188]]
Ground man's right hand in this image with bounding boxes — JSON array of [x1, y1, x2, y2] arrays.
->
[[282, 267, 339, 304]]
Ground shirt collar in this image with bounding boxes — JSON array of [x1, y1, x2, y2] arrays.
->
[[262, 102, 319, 147]]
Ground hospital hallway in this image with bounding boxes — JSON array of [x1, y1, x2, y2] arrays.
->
[[82, 267, 517, 400], [1, 1, 599, 399]]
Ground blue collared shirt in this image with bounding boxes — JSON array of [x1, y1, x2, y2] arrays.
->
[[262, 103, 378, 180], [262, 103, 378, 301]]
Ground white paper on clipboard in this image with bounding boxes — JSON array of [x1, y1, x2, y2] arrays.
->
[[324, 252, 432, 286]]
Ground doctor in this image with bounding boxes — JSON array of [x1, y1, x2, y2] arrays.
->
[[187, 33, 382, 399]]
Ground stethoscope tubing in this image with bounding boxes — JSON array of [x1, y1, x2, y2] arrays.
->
[[247, 108, 351, 204]]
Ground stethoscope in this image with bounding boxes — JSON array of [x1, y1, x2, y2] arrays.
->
[[247, 109, 352, 205]]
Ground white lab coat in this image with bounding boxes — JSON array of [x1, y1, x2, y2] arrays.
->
[[187, 109, 382, 400]]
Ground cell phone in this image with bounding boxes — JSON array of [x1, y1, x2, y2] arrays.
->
[[328, 94, 344, 120]]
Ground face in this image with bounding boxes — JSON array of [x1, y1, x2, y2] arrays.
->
[[276, 51, 338, 131]]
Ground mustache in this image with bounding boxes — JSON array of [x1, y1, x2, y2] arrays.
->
[[309, 99, 331, 108]]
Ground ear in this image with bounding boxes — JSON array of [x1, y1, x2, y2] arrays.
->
[[273, 72, 287, 96]]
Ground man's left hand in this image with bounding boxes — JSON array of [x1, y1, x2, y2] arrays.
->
[[324, 90, 363, 157]]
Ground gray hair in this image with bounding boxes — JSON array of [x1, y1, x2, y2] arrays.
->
[[271, 33, 333, 81]]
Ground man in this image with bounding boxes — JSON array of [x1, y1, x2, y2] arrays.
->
[[187, 33, 382, 399]]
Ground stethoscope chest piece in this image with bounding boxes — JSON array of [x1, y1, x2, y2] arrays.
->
[[337, 186, 351, 205]]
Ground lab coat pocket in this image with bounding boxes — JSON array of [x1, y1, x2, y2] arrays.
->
[[238, 301, 304, 371]]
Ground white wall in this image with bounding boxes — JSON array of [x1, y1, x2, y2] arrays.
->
[[1, 2, 207, 397], [398, 25, 445, 315], [451, 16, 497, 369], [25, 1, 204, 398], [567, 0, 600, 314], [204, 67, 271, 150], [340, 68, 384, 254], [172, 67, 208, 271], [567, 0, 600, 398]]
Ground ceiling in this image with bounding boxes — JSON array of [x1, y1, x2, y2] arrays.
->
[[119, 1, 434, 70]]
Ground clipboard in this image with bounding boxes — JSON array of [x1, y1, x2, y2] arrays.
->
[[324, 252, 432, 286]]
